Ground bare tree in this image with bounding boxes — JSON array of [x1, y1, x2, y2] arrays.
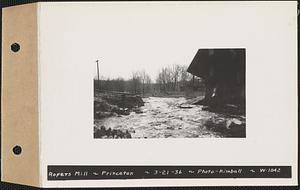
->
[[155, 64, 194, 93], [145, 74, 152, 94], [179, 65, 192, 89], [139, 70, 147, 95], [130, 72, 141, 94], [156, 67, 170, 91], [171, 64, 181, 91]]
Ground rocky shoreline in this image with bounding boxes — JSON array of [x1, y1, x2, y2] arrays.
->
[[94, 92, 144, 138]]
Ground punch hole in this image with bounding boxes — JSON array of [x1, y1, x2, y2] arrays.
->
[[11, 43, 20, 52], [13, 145, 22, 155]]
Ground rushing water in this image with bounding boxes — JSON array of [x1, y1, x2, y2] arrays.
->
[[94, 97, 245, 138]]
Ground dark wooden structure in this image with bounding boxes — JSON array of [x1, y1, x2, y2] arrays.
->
[[187, 49, 245, 113]]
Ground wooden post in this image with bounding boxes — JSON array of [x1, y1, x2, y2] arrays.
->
[[96, 59, 100, 91]]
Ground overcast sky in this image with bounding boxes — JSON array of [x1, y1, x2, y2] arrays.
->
[[41, 2, 252, 81], [87, 3, 206, 81]]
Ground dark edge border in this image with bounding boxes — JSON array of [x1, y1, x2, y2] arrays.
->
[[47, 166, 292, 180]]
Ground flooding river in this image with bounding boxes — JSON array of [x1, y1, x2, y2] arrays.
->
[[94, 97, 245, 138]]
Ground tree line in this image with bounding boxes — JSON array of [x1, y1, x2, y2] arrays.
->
[[94, 64, 205, 95]]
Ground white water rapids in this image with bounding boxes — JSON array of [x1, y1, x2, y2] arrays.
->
[[94, 97, 246, 138]]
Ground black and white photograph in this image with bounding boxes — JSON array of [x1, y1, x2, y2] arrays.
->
[[94, 48, 246, 139], [1, 1, 297, 188]]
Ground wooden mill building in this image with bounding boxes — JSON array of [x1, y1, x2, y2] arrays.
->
[[187, 49, 245, 113]]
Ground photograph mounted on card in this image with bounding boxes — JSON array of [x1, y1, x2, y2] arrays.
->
[[94, 48, 246, 139], [1, 1, 297, 188]]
